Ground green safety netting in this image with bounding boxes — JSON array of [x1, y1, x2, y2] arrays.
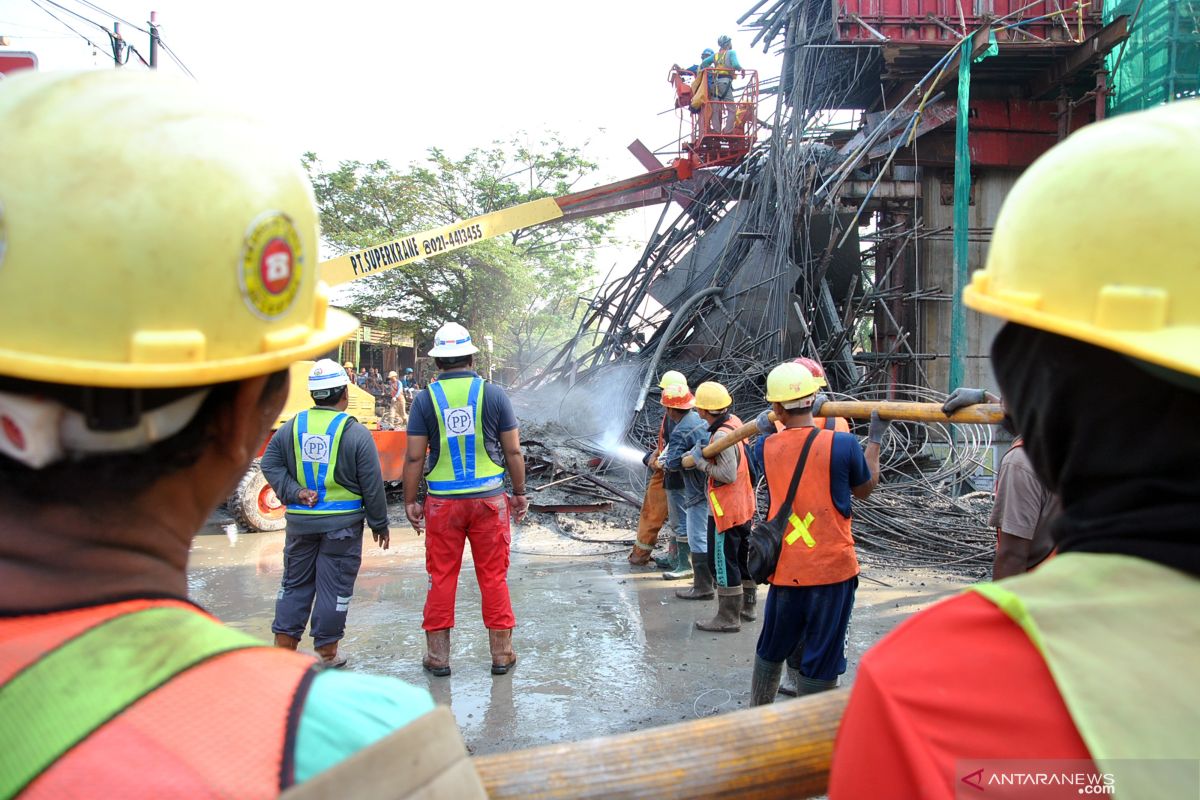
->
[[1105, 0, 1200, 115]]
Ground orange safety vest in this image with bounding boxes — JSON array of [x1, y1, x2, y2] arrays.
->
[[0, 598, 315, 799], [773, 416, 850, 434], [764, 427, 859, 586], [707, 415, 756, 531]]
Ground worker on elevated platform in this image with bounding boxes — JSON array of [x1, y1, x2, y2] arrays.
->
[[700, 35, 741, 133], [0, 70, 484, 798], [751, 362, 885, 705], [830, 101, 1200, 799]]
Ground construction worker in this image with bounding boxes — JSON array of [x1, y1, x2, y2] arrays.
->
[[660, 383, 712, 597], [403, 322, 528, 677], [748, 356, 846, 487], [687, 381, 758, 631], [944, 388, 1060, 579], [263, 360, 391, 668], [382, 369, 408, 428], [0, 70, 487, 797], [830, 102, 1200, 798], [751, 362, 886, 704], [699, 35, 742, 133], [629, 370, 687, 566]]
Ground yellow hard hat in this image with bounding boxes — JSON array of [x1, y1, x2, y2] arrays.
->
[[694, 381, 732, 411], [0, 70, 357, 389], [658, 370, 688, 390], [660, 384, 695, 409], [765, 361, 819, 403], [965, 99, 1200, 379]]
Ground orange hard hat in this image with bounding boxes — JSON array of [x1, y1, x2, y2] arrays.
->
[[792, 357, 828, 387], [660, 384, 696, 409]]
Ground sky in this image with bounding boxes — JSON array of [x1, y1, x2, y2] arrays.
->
[[1, 0, 781, 279]]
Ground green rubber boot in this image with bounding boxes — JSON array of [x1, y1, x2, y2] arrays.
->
[[653, 536, 678, 570], [662, 536, 693, 580]]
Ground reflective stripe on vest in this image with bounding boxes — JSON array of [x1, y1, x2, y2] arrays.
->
[[707, 415, 756, 531], [972, 553, 1200, 799], [0, 601, 312, 798], [425, 377, 505, 496], [289, 409, 364, 514], [763, 427, 858, 586]]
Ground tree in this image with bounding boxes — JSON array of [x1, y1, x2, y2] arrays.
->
[[304, 136, 618, 374]]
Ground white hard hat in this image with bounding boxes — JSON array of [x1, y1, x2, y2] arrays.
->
[[387, 370, 398, 379], [308, 359, 350, 394], [428, 322, 479, 358]]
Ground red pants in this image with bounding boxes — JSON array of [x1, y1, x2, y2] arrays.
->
[[422, 494, 515, 631]]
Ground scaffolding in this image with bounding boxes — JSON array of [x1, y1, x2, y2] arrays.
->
[[1106, 0, 1200, 114]]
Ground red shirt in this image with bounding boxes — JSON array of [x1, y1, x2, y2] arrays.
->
[[829, 591, 1094, 799]]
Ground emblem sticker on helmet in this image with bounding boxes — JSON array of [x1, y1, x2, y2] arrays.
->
[[240, 211, 303, 319]]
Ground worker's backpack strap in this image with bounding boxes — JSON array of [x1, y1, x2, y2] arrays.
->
[[0, 606, 266, 799]]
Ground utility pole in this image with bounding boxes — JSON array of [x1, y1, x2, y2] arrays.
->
[[109, 22, 123, 67], [148, 11, 159, 69]]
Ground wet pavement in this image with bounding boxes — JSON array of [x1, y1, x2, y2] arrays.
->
[[190, 508, 967, 755]]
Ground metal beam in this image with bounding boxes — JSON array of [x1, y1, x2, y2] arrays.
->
[[1029, 16, 1129, 99]]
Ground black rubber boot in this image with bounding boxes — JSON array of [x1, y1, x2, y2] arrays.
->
[[740, 580, 758, 622], [675, 554, 715, 600], [750, 657, 783, 706], [795, 674, 839, 696], [695, 588, 743, 632]]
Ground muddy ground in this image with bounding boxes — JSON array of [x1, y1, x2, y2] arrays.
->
[[191, 504, 970, 756]]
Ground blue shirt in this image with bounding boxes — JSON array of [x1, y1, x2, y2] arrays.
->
[[663, 410, 708, 507], [407, 370, 518, 499]]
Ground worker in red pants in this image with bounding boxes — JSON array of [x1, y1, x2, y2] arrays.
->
[[829, 102, 1200, 799], [403, 322, 528, 677]]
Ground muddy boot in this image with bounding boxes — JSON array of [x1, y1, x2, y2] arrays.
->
[[662, 537, 693, 580], [423, 629, 451, 677], [795, 674, 838, 696], [675, 554, 715, 600], [750, 657, 783, 706], [695, 587, 743, 632], [273, 633, 300, 651], [740, 580, 758, 622], [627, 543, 654, 566], [488, 628, 517, 675], [653, 537, 678, 570], [315, 641, 347, 669]]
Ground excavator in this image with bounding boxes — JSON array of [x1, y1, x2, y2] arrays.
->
[[228, 69, 762, 531]]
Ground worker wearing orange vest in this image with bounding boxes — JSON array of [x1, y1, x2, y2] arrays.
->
[[686, 382, 758, 631], [0, 71, 485, 798], [750, 362, 886, 705], [830, 102, 1200, 798], [629, 370, 687, 566]]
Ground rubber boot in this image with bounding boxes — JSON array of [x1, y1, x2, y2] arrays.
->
[[488, 628, 517, 675], [423, 629, 451, 677], [740, 580, 758, 622], [779, 665, 802, 697], [273, 633, 300, 651], [315, 641, 346, 669], [695, 587, 743, 632], [662, 537, 693, 580], [750, 657, 783, 706], [795, 674, 838, 696], [675, 554, 715, 600], [653, 536, 678, 570]]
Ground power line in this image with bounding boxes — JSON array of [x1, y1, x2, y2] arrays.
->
[[32, 0, 112, 36], [157, 37, 195, 79], [26, 0, 106, 52], [69, 0, 149, 33]]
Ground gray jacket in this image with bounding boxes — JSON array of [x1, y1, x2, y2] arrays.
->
[[261, 410, 389, 535]]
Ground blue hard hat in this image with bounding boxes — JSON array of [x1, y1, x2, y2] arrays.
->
[[702, 48, 715, 58], [405, 367, 413, 373]]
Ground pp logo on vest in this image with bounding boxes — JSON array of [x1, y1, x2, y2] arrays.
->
[[443, 405, 476, 437], [301, 432, 333, 464], [240, 211, 303, 319]]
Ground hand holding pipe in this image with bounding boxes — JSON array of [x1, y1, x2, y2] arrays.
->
[[681, 401, 1003, 467]]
